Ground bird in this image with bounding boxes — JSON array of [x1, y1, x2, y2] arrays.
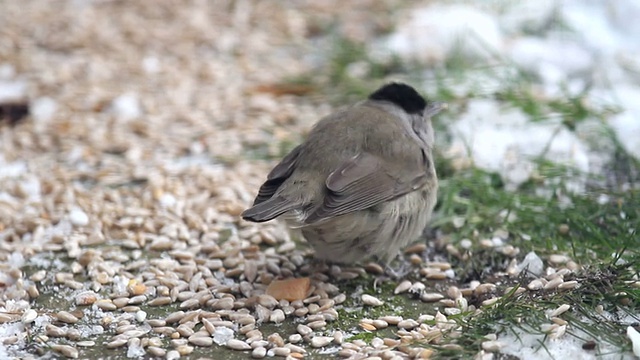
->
[[241, 82, 445, 265]]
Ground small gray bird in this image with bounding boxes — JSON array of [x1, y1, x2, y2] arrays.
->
[[242, 83, 445, 265]]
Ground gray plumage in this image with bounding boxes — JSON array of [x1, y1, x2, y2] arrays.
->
[[242, 83, 445, 264]]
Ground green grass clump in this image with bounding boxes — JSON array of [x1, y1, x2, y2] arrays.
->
[[435, 166, 639, 262], [427, 161, 640, 358]]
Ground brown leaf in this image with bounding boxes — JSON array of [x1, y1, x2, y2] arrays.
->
[[266, 277, 311, 301]]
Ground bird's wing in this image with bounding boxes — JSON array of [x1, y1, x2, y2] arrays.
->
[[304, 152, 428, 224], [252, 144, 303, 206]]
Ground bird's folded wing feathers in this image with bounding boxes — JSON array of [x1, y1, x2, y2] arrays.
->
[[304, 152, 428, 224], [253, 145, 303, 205]]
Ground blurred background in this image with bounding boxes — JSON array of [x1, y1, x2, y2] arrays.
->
[[1, 1, 640, 359], [1, 0, 639, 193]]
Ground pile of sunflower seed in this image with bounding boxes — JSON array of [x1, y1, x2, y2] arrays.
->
[[1, 215, 583, 360], [0, 1, 588, 359]]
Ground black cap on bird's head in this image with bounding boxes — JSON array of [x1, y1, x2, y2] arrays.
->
[[368, 82, 427, 115]]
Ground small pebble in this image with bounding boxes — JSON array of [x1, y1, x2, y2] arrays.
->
[[107, 338, 128, 349], [45, 324, 66, 337], [558, 280, 579, 290], [339, 349, 357, 358], [482, 297, 500, 307], [188, 336, 213, 347], [147, 346, 166, 357], [307, 320, 327, 330], [362, 294, 384, 306], [289, 334, 302, 343], [267, 333, 285, 347], [397, 319, 419, 330], [166, 350, 180, 360], [544, 277, 564, 290], [372, 319, 388, 329], [404, 243, 427, 254], [527, 279, 545, 291], [549, 304, 571, 318], [364, 262, 385, 274], [95, 299, 117, 311], [270, 309, 285, 323], [21, 309, 38, 324], [271, 347, 291, 356], [227, 339, 251, 351], [310, 336, 333, 348], [252, 347, 267, 358], [56, 311, 79, 324], [69, 209, 89, 227], [549, 254, 569, 264], [379, 316, 402, 325], [76, 341, 95, 347], [474, 283, 496, 295], [421, 293, 444, 302], [51, 344, 79, 359], [482, 340, 503, 352], [360, 322, 376, 331], [333, 330, 344, 344]]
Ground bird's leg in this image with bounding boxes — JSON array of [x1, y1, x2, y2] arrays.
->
[[421, 227, 436, 262], [372, 253, 412, 290], [384, 258, 413, 280], [300, 257, 330, 278]]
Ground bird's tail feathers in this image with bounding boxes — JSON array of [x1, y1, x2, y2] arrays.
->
[[241, 196, 298, 223]]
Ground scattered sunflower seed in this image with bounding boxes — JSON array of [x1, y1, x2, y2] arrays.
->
[[310, 336, 333, 348], [362, 294, 384, 306]]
